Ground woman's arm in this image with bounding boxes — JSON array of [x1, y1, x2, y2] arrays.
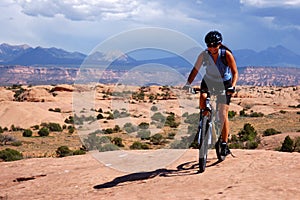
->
[[226, 50, 238, 87], [187, 52, 204, 84]]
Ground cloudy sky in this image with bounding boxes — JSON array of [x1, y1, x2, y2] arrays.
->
[[1, 0, 300, 55]]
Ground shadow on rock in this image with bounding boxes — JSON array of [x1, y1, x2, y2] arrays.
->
[[94, 161, 199, 189]]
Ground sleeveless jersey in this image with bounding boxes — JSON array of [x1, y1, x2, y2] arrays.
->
[[204, 48, 232, 82]]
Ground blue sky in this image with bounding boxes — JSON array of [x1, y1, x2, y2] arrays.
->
[[1, 0, 300, 55]]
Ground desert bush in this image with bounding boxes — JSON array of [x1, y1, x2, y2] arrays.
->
[[167, 132, 176, 139], [0, 134, 17, 145], [38, 127, 49, 137], [137, 130, 151, 140], [98, 144, 119, 152], [151, 105, 158, 112], [151, 112, 166, 123], [249, 112, 264, 117], [238, 123, 257, 142], [112, 137, 124, 147], [138, 122, 150, 129], [294, 137, 300, 152], [130, 141, 149, 150], [123, 123, 137, 133], [65, 116, 74, 124], [23, 129, 33, 137], [0, 148, 23, 161], [97, 113, 104, 119], [68, 126, 75, 134], [184, 113, 199, 124], [56, 146, 73, 157], [280, 136, 294, 152], [46, 123, 63, 132], [228, 111, 236, 119], [103, 128, 113, 134], [165, 113, 179, 128], [0, 126, 3, 133], [48, 108, 61, 112], [113, 125, 121, 132], [72, 149, 86, 155], [263, 128, 281, 136], [150, 133, 164, 145]]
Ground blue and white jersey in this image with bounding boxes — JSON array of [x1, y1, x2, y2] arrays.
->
[[204, 48, 232, 82]]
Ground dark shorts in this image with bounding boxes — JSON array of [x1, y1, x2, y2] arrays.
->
[[200, 78, 232, 105]]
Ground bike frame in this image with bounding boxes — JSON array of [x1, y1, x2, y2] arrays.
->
[[197, 89, 226, 173]]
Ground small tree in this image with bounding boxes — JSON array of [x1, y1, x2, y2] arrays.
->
[[38, 127, 49, 137], [280, 136, 294, 152], [56, 146, 73, 157], [23, 129, 33, 137], [263, 128, 281, 136], [238, 123, 257, 142], [0, 148, 23, 161], [151, 133, 164, 145]]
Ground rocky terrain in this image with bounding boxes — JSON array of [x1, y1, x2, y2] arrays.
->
[[0, 83, 299, 199], [0, 65, 299, 86]]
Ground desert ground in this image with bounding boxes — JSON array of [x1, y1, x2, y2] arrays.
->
[[0, 84, 300, 199]]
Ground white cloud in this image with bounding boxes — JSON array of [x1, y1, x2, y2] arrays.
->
[[240, 0, 300, 7]]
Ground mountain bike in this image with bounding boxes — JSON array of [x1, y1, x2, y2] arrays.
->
[[193, 88, 229, 173]]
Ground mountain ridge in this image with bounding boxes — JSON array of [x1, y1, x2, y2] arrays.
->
[[1, 43, 300, 67]]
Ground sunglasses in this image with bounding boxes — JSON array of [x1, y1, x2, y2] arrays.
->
[[207, 43, 220, 48]]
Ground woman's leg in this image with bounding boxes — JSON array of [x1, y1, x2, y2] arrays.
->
[[218, 103, 230, 142]]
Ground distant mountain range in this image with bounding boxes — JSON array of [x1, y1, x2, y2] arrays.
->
[[0, 43, 300, 68]]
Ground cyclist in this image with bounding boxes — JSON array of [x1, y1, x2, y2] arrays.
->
[[184, 30, 238, 157]]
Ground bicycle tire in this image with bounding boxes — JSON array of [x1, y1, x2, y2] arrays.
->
[[198, 116, 210, 173], [215, 136, 226, 162]]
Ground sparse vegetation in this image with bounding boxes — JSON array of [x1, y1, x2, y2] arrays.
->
[[130, 141, 149, 150], [279, 136, 300, 153], [38, 127, 50, 137], [229, 123, 260, 149], [23, 129, 33, 137], [0, 148, 23, 161], [263, 128, 281, 137]]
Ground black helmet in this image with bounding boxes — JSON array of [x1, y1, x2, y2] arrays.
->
[[205, 31, 222, 45]]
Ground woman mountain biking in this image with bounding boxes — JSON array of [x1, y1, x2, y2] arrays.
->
[[184, 30, 238, 157]]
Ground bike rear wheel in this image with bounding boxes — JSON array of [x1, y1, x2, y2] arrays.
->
[[198, 116, 210, 173]]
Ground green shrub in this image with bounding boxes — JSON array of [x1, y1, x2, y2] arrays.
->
[[165, 113, 179, 128], [23, 129, 33, 137], [280, 136, 294, 152], [130, 141, 149, 150], [263, 128, 281, 136], [11, 141, 22, 146], [47, 123, 62, 132], [249, 112, 264, 117], [238, 123, 257, 142], [72, 149, 86, 155], [99, 144, 119, 152], [97, 113, 104, 119], [0, 148, 23, 161], [228, 111, 236, 119], [150, 133, 164, 145], [56, 146, 73, 157], [137, 130, 151, 140], [151, 106, 158, 112], [112, 137, 124, 147], [38, 127, 49, 137], [123, 123, 137, 133], [103, 128, 113, 134], [151, 112, 166, 123], [113, 125, 121, 132], [184, 113, 200, 124], [138, 122, 150, 129], [68, 126, 75, 134]]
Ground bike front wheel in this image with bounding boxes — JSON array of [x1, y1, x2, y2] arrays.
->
[[198, 116, 210, 173]]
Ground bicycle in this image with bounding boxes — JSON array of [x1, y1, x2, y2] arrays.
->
[[192, 87, 232, 173]]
